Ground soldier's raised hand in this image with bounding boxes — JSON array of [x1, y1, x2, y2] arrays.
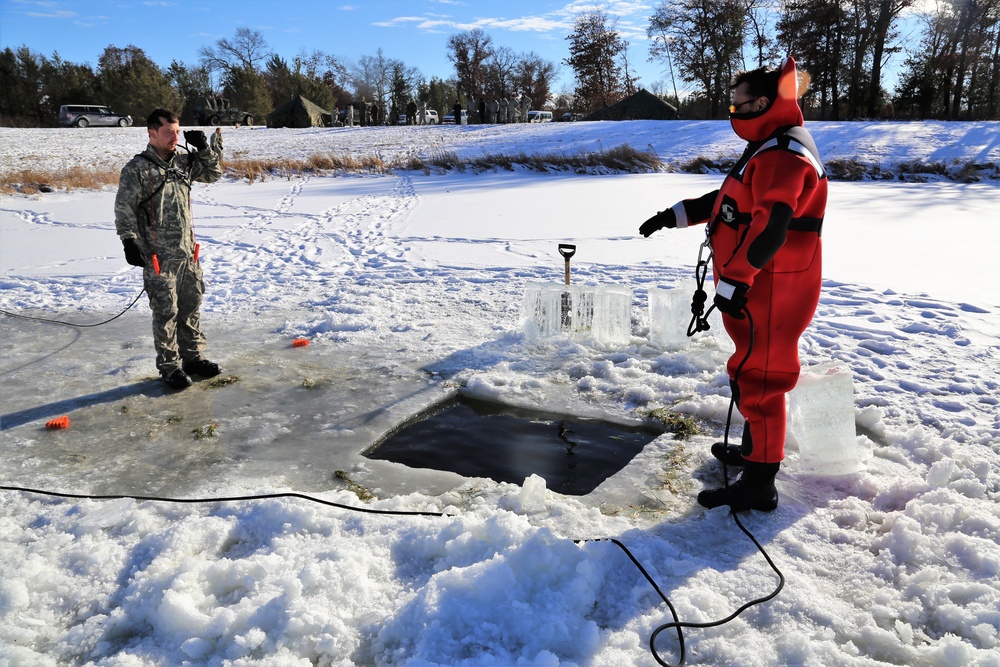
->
[[183, 130, 209, 151]]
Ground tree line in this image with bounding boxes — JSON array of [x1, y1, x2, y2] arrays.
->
[[2, 1, 997, 127], [0, 25, 561, 128], [646, 0, 1000, 120]]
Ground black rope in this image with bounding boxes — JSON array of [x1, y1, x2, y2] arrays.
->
[[0, 484, 448, 518], [687, 241, 716, 337], [638, 304, 785, 666], [0, 288, 145, 328]]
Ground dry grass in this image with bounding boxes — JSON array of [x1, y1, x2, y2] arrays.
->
[[225, 153, 389, 183], [646, 407, 702, 440], [0, 145, 663, 193], [8, 145, 989, 193], [0, 166, 120, 195]]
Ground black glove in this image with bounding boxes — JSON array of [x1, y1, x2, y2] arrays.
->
[[184, 130, 209, 151], [639, 208, 677, 237], [122, 238, 146, 267], [714, 278, 750, 319]]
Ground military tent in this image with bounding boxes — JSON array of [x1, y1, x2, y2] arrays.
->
[[583, 89, 678, 121], [266, 94, 332, 128]]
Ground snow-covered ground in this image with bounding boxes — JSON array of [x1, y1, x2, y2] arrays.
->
[[0, 121, 998, 666]]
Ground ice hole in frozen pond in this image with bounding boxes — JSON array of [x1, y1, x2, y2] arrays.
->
[[365, 395, 663, 496]]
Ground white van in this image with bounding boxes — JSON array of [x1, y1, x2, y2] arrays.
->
[[527, 110, 553, 123]]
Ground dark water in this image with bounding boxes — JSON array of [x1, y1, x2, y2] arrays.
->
[[366, 396, 661, 495]]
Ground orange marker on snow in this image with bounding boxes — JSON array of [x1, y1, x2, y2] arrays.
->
[[292, 338, 310, 348], [46, 416, 70, 430]]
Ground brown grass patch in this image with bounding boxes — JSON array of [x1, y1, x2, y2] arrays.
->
[[224, 153, 389, 183], [0, 166, 119, 195]]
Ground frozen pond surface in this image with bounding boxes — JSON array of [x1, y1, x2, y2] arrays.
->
[[1, 123, 999, 667], [1, 312, 469, 497]]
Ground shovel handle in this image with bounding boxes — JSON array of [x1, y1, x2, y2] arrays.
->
[[558, 244, 576, 285]]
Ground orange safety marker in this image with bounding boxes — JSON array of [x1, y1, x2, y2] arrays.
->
[[46, 416, 70, 430], [292, 338, 310, 348]]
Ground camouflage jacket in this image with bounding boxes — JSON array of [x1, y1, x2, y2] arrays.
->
[[114, 143, 222, 260]]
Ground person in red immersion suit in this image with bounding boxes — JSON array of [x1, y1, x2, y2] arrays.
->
[[639, 57, 827, 512]]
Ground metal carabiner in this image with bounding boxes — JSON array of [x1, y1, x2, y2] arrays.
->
[[696, 239, 712, 269]]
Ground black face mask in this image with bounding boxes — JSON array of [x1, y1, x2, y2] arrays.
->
[[728, 99, 769, 120]]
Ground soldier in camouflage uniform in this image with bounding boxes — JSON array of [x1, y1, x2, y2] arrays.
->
[[115, 108, 224, 390]]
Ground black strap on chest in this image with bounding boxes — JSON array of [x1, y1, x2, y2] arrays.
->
[[135, 152, 193, 210]]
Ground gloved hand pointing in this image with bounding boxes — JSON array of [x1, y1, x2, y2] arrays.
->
[[122, 238, 146, 267], [639, 208, 677, 237], [183, 130, 209, 152]]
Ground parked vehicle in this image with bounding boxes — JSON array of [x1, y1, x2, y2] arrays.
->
[[559, 112, 584, 122], [398, 110, 440, 125], [58, 105, 132, 128], [527, 110, 553, 123], [443, 110, 468, 125], [193, 97, 254, 126]]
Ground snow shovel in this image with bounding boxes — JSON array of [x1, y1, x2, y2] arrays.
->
[[558, 244, 576, 328]]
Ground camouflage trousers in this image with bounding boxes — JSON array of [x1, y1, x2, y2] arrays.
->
[[143, 258, 207, 374]]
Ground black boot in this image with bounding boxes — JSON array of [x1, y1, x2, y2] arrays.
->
[[697, 460, 780, 512], [711, 442, 745, 466], [710, 428, 752, 467], [182, 358, 221, 378], [162, 368, 193, 390]]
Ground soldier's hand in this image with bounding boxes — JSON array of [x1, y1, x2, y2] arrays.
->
[[122, 238, 146, 267], [183, 130, 209, 151]]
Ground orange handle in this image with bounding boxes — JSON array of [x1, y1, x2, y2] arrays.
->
[[46, 416, 70, 429], [152, 254, 160, 275], [194, 243, 200, 263]]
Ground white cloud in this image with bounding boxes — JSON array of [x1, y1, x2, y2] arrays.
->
[[25, 9, 78, 19]]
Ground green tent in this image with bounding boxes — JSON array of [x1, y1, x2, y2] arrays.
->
[[266, 94, 332, 128], [583, 89, 678, 121]]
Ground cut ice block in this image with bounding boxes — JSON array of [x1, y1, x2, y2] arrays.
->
[[649, 287, 692, 349], [788, 362, 862, 475], [592, 284, 632, 346], [649, 286, 727, 350], [522, 282, 632, 346]]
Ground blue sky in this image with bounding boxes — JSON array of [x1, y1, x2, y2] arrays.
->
[[1, 0, 925, 95], [0, 0, 671, 93]]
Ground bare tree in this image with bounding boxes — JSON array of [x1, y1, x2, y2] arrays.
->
[[446, 29, 494, 99], [484, 45, 519, 98], [512, 51, 557, 108], [648, 0, 746, 117], [198, 27, 271, 74]]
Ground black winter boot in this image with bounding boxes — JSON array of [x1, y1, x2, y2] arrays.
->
[[710, 428, 753, 467], [697, 460, 780, 512], [182, 358, 221, 378], [711, 442, 745, 466], [162, 368, 193, 391]]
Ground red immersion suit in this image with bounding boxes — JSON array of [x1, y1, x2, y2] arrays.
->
[[673, 58, 827, 463]]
